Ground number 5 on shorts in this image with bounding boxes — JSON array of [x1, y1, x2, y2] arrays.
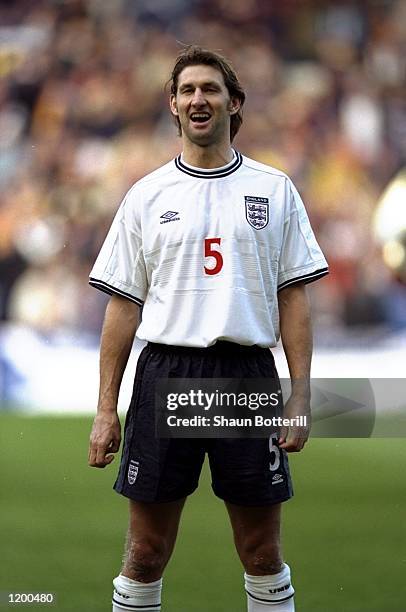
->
[[269, 434, 281, 471]]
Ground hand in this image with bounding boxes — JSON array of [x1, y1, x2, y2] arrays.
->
[[88, 411, 121, 468], [278, 393, 311, 452]]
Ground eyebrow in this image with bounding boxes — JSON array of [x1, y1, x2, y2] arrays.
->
[[178, 80, 222, 91]]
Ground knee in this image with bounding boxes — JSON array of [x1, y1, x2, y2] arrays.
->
[[247, 550, 283, 575], [238, 538, 283, 575], [124, 538, 167, 582]]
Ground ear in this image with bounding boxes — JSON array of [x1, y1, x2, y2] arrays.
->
[[228, 97, 241, 116], [170, 94, 179, 117]]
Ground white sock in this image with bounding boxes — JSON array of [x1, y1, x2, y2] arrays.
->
[[245, 563, 295, 611], [112, 574, 162, 611]]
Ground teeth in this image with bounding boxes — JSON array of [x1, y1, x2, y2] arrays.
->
[[191, 113, 210, 119]]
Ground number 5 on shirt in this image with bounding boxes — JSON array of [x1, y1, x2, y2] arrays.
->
[[204, 237, 223, 275]]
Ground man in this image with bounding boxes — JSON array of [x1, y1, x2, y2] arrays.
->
[[88, 46, 328, 612]]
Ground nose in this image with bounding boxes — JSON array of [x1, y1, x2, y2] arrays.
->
[[191, 88, 206, 107]]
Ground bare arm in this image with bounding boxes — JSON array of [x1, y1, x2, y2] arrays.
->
[[277, 282, 312, 452], [88, 294, 140, 468]]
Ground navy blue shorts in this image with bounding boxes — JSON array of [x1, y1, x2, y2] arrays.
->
[[114, 342, 293, 506]]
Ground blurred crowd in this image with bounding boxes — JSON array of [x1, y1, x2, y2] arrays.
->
[[1, 0, 406, 339]]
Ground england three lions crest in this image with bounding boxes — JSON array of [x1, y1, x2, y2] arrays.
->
[[128, 460, 139, 485], [245, 196, 269, 230]]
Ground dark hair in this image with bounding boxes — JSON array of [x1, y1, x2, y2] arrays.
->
[[169, 45, 246, 142]]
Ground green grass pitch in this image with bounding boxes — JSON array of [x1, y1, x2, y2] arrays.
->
[[1, 415, 405, 611]]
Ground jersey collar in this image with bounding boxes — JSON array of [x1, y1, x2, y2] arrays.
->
[[175, 150, 242, 179]]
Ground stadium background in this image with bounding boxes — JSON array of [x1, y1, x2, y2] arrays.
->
[[1, 1, 405, 610]]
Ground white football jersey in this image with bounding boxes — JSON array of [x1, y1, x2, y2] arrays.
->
[[90, 151, 328, 347]]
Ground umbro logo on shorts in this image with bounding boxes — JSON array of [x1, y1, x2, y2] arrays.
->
[[128, 460, 140, 485], [272, 473, 284, 485], [160, 211, 180, 224]]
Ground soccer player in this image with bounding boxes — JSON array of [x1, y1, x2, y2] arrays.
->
[[88, 46, 328, 612]]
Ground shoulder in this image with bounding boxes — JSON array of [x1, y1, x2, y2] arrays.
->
[[135, 159, 176, 188], [240, 154, 291, 183], [121, 159, 177, 208]]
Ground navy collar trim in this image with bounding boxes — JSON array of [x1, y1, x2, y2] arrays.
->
[[175, 150, 242, 178]]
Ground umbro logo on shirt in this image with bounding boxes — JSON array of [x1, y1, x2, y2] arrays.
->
[[160, 211, 180, 224]]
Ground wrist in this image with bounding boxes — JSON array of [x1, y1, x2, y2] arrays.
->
[[97, 401, 118, 415], [289, 378, 310, 399]]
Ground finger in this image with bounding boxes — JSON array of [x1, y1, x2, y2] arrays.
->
[[88, 441, 98, 467], [280, 432, 308, 452], [278, 426, 288, 445], [279, 433, 294, 450], [280, 441, 301, 452], [89, 450, 104, 467], [104, 453, 116, 465], [94, 438, 112, 467], [108, 437, 121, 453], [279, 431, 299, 451], [88, 428, 99, 463]]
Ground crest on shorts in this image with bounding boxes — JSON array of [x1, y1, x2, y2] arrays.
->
[[245, 196, 269, 230], [128, 460, 139, 485]]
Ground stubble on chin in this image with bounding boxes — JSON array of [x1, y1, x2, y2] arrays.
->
[[181, 118, 227, 147]]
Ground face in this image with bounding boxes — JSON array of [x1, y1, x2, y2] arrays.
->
[[170, 64, 240, 147]]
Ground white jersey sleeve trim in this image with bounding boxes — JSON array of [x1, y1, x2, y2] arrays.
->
[[277, 264, 329, 291], [88, 183, 148, 306], [89, 277, 144, 306]]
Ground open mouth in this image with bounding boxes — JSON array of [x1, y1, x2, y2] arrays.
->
[[190, 112, 212, 126]]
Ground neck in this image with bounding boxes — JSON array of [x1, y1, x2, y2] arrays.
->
[[181, 141, 234, 168]]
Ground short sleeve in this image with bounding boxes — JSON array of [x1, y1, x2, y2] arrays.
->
[[89, 186, 147, 305], [277, 180, 328, 291]]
